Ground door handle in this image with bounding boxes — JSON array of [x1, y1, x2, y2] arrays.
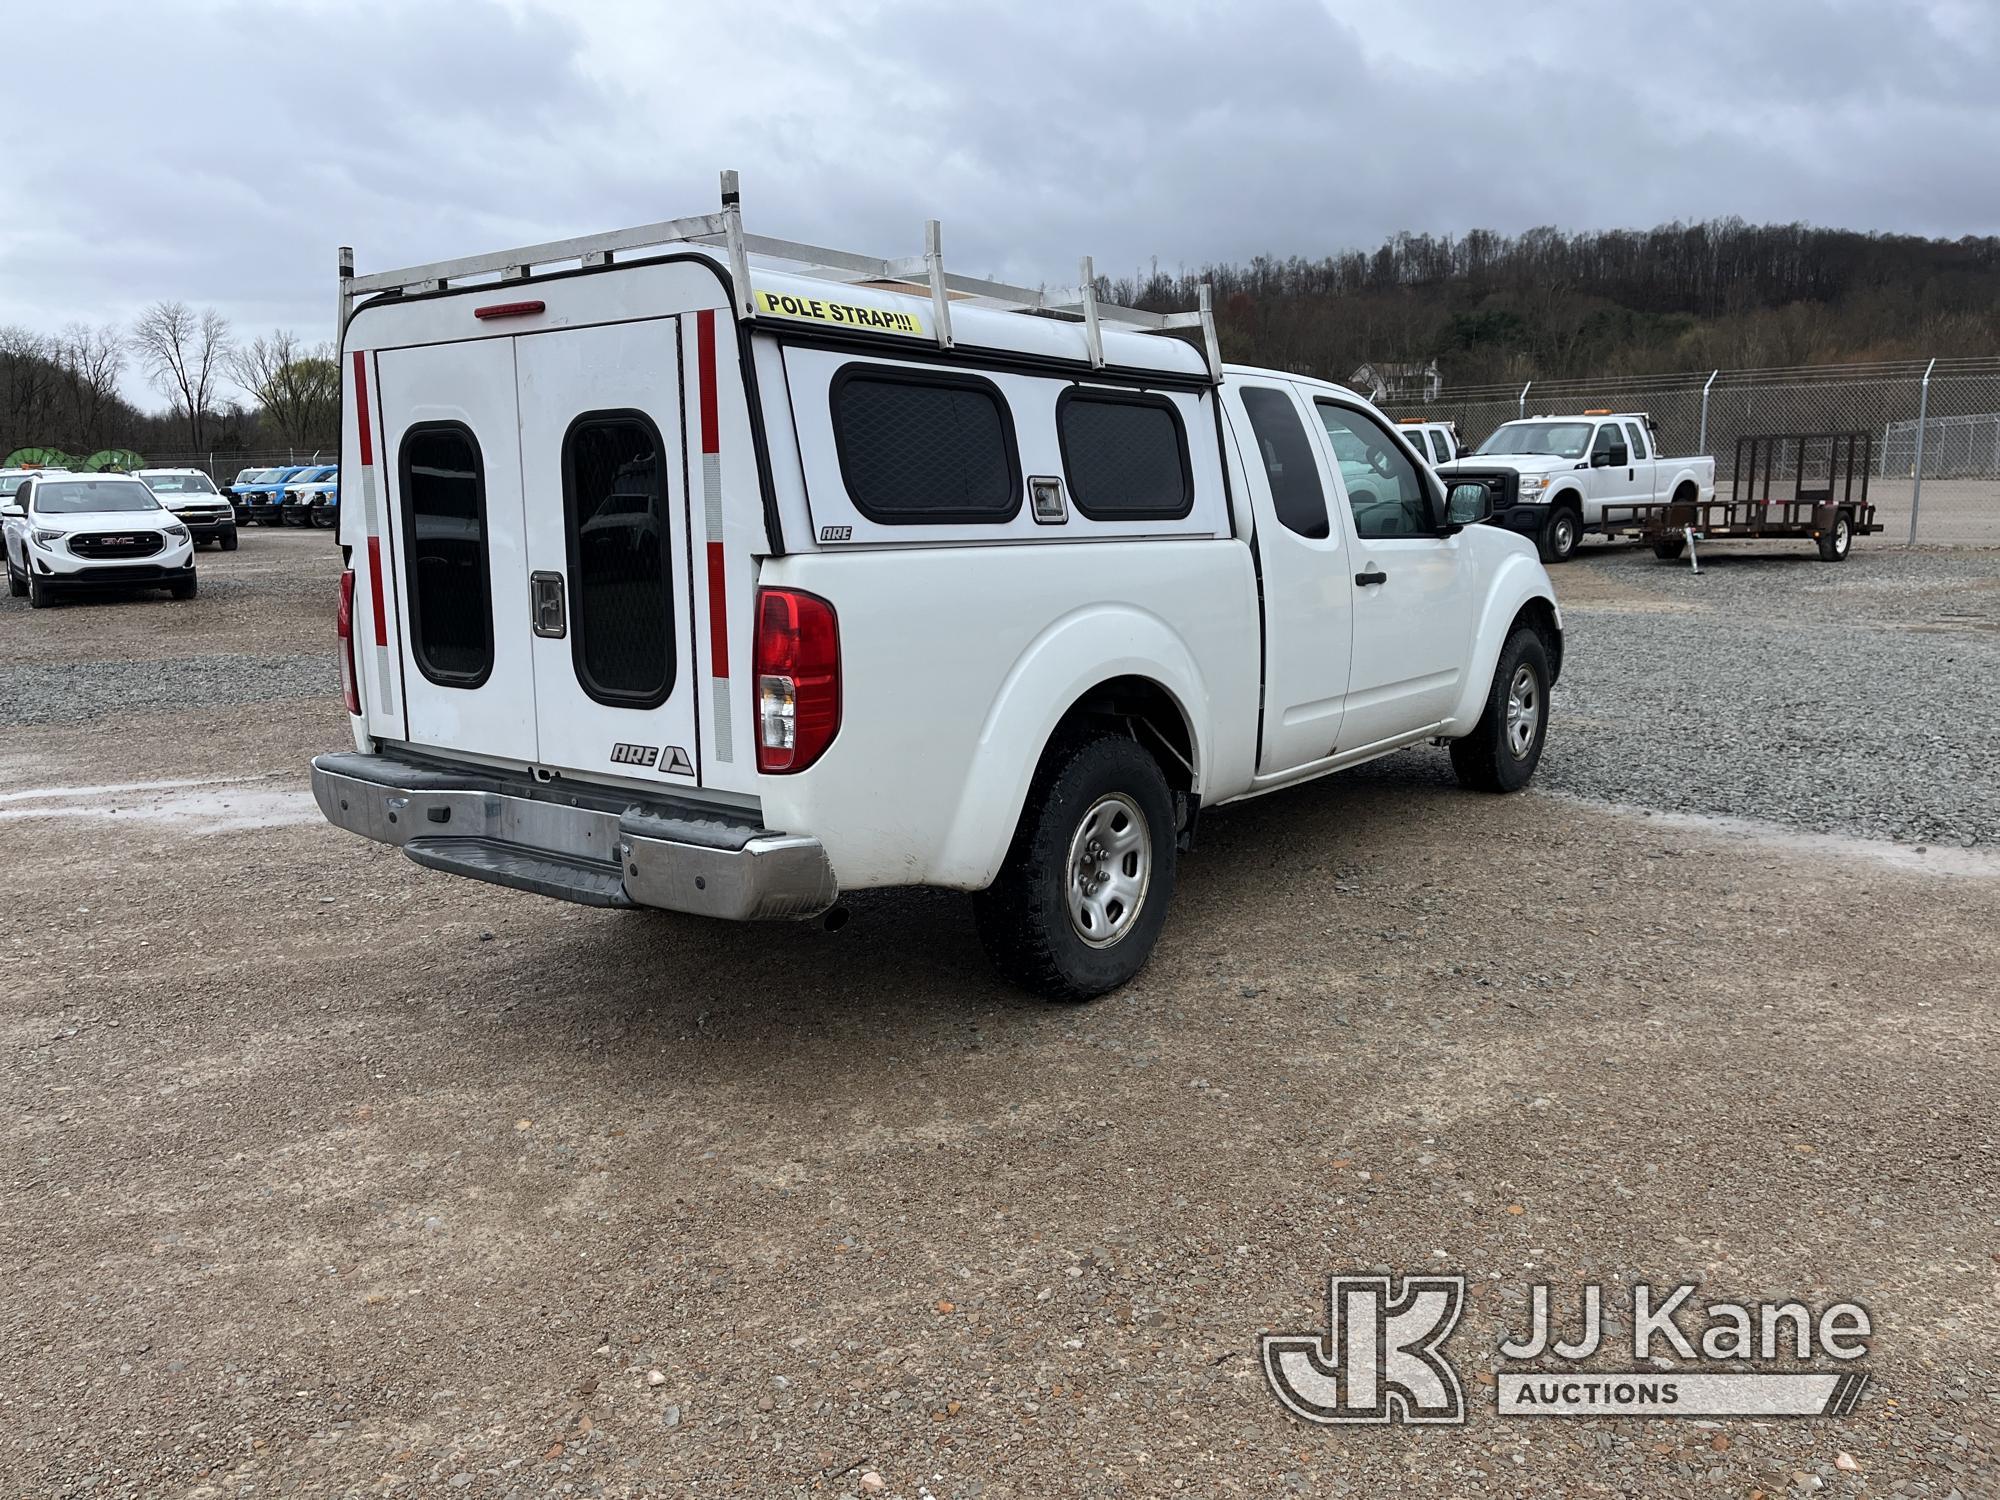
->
[[530, 570, 567, 638], [1355, 567, 1387, 586]]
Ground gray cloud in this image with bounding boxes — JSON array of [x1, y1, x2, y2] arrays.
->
[[1, 0, 1993, 406]]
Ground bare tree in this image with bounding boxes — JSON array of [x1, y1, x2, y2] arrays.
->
[[131, 301, 231, 449], [54, 323, 126, 452], [229, 329, 341, 448], [0, 325, 63, 455]]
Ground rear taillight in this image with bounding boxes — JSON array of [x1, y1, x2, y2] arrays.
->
[[336, 568, 361, 716], [753, 587, 839, 773]]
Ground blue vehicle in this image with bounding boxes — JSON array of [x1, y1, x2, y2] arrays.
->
[[280, 466, 340, 527], [239, 464, 318, 526]]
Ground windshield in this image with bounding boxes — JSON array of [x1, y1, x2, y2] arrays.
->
[[0, 474, 30, 498], [33, 479, 165, 515], [237, 469, 274, 484], [142, 472, 218, 495], [1476, 421, 1594, 459]]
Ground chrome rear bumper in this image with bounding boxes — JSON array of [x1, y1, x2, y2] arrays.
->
[[310, 752, 837, 921]]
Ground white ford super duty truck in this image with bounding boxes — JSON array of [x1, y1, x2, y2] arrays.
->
[[313, 177, 1562, 999], [1439, 411, 1716, 563]]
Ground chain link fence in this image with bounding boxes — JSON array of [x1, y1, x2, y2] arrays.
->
[[1381, 356, 2000, 545], [141, 449, 336, 485]]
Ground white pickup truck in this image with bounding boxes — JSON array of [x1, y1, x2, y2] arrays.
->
[[1439, 411, 1716, 562], [312, 180, 1562, 998]]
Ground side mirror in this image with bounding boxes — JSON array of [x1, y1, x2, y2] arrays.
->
[[0, 502, 23, 520], [1444, 481, 1492, 528]]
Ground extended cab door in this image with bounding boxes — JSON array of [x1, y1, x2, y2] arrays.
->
[[1622, 418, 1659, 501], [1312, 396, 1477, 748], [1224, 379, 1353, 774]]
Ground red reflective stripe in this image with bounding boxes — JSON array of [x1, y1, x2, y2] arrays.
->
[[706, 542, 728, 676], [697, 309, 719, 454], [352, 351, 374, 467], [367, 535, 388, 647]]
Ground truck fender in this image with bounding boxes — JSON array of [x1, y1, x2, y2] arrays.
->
[[1442, 555, 1562, 734], [931, 604, 1210, 890]]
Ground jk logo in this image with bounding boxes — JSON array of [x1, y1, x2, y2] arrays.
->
[[1262, 1275, 1467, 1425]]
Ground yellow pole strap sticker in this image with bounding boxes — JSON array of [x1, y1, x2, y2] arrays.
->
[[754, 290, 924, 337]]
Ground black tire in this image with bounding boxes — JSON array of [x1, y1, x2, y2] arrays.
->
[[6, 561, 23, 598], [219, 529, 239, 552], [311, 509, 334, 529], [1817, 510, 1853, 562], [170, 575, 197, 601], [1651, 537, 1686, 560], [973, 733, 1177, 1001], [27, 572, 54, 609], [1538, 504, 1581, 564], [1450, 626, 1551, 794]]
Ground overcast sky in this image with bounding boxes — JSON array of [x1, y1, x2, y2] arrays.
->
[[4, 0, 1996, 407]]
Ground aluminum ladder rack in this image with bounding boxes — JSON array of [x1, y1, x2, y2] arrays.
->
[[339, 170, 1220, 381]]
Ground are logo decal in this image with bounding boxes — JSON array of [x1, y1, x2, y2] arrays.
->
[[609, 742, 659, 767], [819, 525, 852, 543]]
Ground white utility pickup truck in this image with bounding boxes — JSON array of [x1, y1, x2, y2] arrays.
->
[[312, 175, 1562, 999], [1439, 411, 1716, 562]]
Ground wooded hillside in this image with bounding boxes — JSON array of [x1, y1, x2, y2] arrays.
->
[[1107, 219, 2000, 387]]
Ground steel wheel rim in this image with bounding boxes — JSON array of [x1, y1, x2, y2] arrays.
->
[[1835, 517, 1850, 554], [1553, 515, 1574, 554], [1505, 663, 1541, 759], [1066, 792, 1152, 948]]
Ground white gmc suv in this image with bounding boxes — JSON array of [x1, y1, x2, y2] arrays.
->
[[313, 186, 1562, 998], [4, 473, 198, 606]]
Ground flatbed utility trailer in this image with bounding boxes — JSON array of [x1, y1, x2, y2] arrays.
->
[[1602, 432, 1880, 563]]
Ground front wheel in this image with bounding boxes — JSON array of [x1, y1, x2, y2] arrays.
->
[[27, 572, 54, 609], [974, 734, 1177, 1001], [169, 575, 197, 600], [1450, 626, 1551, 793], [219, 529, 239, 552], [1538, 506, 1581, 564]]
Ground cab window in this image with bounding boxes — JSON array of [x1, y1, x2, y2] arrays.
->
[[1315, 401, 1436, 539], [1623, 421, 1650, 460], [1237, 386, 1328, 540], [1591, 424, 1625, 463]]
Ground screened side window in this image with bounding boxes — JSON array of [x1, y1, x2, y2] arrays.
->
[[564, 412, 674, 709], [1058, 390, 1192, 520], [1623, 421, 1650, 460], [1429, 431, 1452, 464], [830, 367, 1019, 523], [400, 423, 493, 688], [1238, 386, 1329, 539]]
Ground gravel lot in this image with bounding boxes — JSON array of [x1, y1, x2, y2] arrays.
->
[[1, 530, 1995, 1499]]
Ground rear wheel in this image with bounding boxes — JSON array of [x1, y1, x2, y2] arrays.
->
[[6, 559, 24, 597], [1450, 626, 1550, 793], [1538, 505, 1581, 564], [974, 734, 1177, 1001], [1817, 510, 1853, 562]]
